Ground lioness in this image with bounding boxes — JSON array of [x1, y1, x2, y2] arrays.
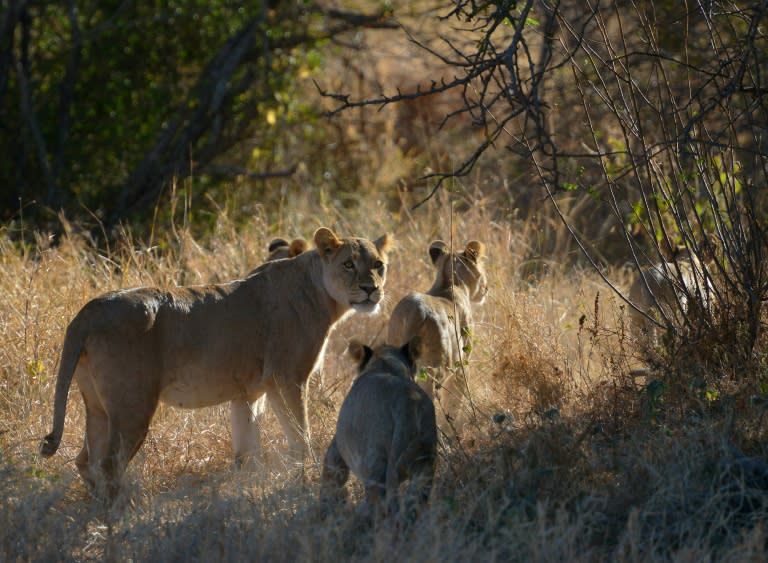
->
[[629, 247, 712, 347], [40, 227, 392, 495], [266, 237, 308, 262], [322, 337, 437, 516], [388, 240, 487, 429]]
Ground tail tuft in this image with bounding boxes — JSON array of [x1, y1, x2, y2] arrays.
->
[[40, 433, 60, 457]]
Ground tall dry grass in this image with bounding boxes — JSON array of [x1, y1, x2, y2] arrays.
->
[[1, 194, 767, 561]]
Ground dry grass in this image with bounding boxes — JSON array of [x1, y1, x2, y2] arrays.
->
[[1, 195, 767, 562]]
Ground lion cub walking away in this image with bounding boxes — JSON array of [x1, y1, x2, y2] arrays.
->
[[322, 338, 437, 517], [40, 227, 392, 498], [388, 240, 487, 431]]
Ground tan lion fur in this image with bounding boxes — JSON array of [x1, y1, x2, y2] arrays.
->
[[265, 238, 309, 262], [40, 227, 393, 496], [629, 247, 712, 348], [388, 240, 487, 431], [322, 337, 437, 516]]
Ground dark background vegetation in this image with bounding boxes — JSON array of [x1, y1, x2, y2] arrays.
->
[[4, 1, 766, 243], [1, 0, 397, 230]]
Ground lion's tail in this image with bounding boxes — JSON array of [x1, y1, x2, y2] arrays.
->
[[40, 321, 86, 458]]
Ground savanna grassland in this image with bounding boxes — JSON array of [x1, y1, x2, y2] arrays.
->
[[3, 1, 768, 561], [1, 193, 767, 562]]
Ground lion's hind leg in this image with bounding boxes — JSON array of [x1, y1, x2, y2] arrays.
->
[[363, 478, 386, 515], [391, 435, 436, 517], [404, 446, 436, 512], [437, 364, 471, 434], [71, 371, 110, 493], [76, 399, 109, 492], [96, 408, 155, 499], [321, 437, 350, 504], [359, 457, 388, 517]]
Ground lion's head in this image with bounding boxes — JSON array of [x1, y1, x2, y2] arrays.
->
[[347, 336, 422, 381], [427, 240, 488, 303], [315, 227, 392, 314]]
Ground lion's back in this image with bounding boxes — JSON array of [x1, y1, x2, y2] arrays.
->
[[335, 372, 434, 476], [71, 288, 167, 336], [389, 293, 454, 363]]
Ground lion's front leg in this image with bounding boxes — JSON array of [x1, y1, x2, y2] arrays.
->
[[267, 381, 309, 470], [230, 395, 268, 470]]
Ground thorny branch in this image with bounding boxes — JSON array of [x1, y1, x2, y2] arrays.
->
[[320, 0, 768, 354]]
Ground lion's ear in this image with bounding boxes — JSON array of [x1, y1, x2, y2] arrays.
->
[[374, 233, 394, 255], [402, 335, 422, 366], [289, 238, 308, 258], [464, 240, 485, 263], [314, 228, 342, 258], [347, 340, 373, 370], [428, 241, 448, 264], [268, 238, 289, 253]]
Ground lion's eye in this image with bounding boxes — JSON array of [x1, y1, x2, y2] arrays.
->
[[373, 260, 384, 269], [343, 260, 355, 270]]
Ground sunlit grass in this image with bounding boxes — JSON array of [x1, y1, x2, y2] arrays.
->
[[1, 194, 766, 561]]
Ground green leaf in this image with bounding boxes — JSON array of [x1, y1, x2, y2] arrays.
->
[[26, 359, 46, 379]]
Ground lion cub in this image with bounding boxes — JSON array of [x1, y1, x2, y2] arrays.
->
[[265, 237, 308, 262], [322, 337, 437, 516], [388, 240, 487, 429]]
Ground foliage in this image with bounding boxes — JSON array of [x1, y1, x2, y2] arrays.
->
[[321, 0, 768, 378], [0, 1, 394, 230]]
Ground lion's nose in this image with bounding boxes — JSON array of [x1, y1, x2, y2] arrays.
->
[[360, 285, 377, 297]]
